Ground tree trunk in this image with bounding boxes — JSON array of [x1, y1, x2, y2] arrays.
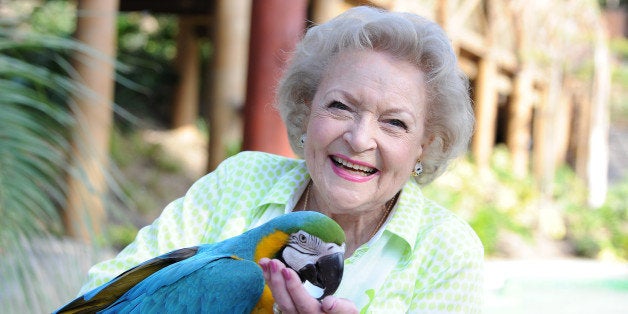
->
[[64, 0, 118, 241]]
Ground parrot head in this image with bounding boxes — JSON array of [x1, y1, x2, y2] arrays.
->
[[258, 211, 346, 299]]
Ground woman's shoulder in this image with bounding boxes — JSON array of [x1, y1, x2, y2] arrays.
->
[[399, 181, 483, 254], [179, 152, 305, 242], [184, 151, 305, 199], [423, 196, 483, 251], [219, 151, 301, 172]]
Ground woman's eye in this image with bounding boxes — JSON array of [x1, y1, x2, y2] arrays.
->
[[387, 119, 407, 130], [329, 101, 349, 111]]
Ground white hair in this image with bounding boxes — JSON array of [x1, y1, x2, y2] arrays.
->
[[276, 6, 474, 185]]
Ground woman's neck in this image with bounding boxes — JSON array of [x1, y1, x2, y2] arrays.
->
[[295, 181, 396, 258]]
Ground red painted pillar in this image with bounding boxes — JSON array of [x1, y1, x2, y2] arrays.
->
[[242, 0, 307, 157]]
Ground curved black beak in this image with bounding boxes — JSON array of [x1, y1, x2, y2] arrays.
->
[[297, 252, 344, 300]]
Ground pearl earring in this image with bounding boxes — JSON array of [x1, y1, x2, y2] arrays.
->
[[298, 134, 306, 148], [412, 161, 423, 176]]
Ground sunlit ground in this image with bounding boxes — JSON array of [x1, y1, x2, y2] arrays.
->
[[484, 259, 628, 313]]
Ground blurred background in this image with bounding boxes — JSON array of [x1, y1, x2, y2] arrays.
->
[[0, 0, 626, 312]]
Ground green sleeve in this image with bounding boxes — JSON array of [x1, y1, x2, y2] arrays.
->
[[409, 219, 484, 313]]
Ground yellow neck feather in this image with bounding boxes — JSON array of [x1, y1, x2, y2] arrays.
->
[[254, 230, 290, 262], [252, 230, 291, 313]]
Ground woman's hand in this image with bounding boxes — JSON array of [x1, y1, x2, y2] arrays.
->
[[259, 258, 358, 314]]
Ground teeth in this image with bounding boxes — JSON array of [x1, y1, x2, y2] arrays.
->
[[332, 156, 376, 174]]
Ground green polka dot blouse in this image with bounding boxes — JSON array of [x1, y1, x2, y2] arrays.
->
[[80, 151, 484, 313]]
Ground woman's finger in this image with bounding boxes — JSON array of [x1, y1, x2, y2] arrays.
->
[[263, 259, 297, 313], [281, 267, 322, 313], [261, 259, 357, 314], [259, 258, 271, 282], [321, 296, 359, 314]]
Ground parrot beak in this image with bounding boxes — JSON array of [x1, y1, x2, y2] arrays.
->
[[296, 251, 344, 300]]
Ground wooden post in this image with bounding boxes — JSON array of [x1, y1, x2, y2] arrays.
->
[[64, 0, 118, 241], [506, 5, 533, 177], [206, 0, 251, 171], [471, 0, 499, 170], [506, 68, 534, 177], [532, 66, 561, 194], [172, 16, 201, 129], [553, 90, 573, 166], [435, 0, 449, 28], [534, 64, 572, 239], [586, 24, 611, 207], [574, 88, 591, 183], [472, 56, 499, 169], [311, 0, 344, 24], [242, 0, 307, 156]]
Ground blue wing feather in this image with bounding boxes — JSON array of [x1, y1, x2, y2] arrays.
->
[[100, 255, 264, 313]]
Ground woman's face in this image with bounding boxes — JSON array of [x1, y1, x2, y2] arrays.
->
[[304, 49, 428, 214]]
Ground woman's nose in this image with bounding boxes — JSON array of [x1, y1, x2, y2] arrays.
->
[[342, 118, 377, 152]]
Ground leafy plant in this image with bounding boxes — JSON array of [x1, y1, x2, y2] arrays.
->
[[0, 31, 94, 313], [565, 178, 628, 260], [424, 146, 536, 255], [114, 12, 178, 129], [0, 1, 125, 311], [425, 145, 628, 261]]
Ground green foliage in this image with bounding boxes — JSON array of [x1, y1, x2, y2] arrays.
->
[[109, 128, 185, 219], [110, 129, 181, 173], [609, 38, 628, 90], [105, 223, 139, 251], [114, 12, 178, 128], [0, 2, 134, 311], [30, 0, 76, 36], [565, 178, 628, 260], [108, 124, 217, 252], [0, 29, 85, 241], [0, 9, 102, 314], [607, 36, 628, 124], [424, 147, 536, 255], [425, 146, 628, 260], [598, 0, 628, 8], [610, 38, 628, 60]]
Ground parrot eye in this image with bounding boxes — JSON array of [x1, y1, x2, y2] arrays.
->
[[299, 234, 308, 243]]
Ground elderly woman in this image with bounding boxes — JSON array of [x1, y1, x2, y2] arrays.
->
[[80, 6, 483, 313]]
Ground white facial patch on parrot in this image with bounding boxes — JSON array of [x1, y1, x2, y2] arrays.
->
[[303, 280, 325, 299], [282, 230, 345, 275]]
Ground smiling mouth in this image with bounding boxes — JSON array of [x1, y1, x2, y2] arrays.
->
[[330, 156, 377, 176]]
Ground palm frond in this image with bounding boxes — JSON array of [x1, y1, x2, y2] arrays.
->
[[0, 21, 124, 313]]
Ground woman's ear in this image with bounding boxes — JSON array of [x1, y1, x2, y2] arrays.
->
[[420, 134, 435, 154]]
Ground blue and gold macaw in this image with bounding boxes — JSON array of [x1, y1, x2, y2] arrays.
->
[[54, 211, 346, 313]]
